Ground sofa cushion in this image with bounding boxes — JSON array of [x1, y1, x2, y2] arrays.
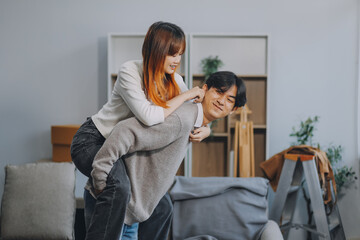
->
[[169, 176, 269, 240], [1, 162, 76, 240]]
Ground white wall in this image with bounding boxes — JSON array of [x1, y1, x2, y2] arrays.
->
[[0, 0, 359, 238]]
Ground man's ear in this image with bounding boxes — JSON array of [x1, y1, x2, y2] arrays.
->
[[229, 107, 238, 115], [202, 84, 208, 91]]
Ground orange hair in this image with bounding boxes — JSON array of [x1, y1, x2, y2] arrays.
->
[[142, 21, 186, 108]]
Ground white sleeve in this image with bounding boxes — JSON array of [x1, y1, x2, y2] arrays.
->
[[175, 73, 188, 93], [114, 62, 164, 126]]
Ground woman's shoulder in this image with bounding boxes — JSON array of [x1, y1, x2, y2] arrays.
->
[[120, 60, 143, 74], [174, 72, 183, 82], [174, 72, 183, 81], [117, 60, 143, 84], [174, 72, 187, 92]]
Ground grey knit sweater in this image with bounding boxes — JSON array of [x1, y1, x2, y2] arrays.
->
[[91, 101, 201, 224]]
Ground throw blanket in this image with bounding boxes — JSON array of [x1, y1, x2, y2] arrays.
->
[[259, 145, 336, 205], [169, 176, 269, 240]]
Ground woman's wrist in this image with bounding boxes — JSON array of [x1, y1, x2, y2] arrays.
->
[[181, 90, 192, 102]]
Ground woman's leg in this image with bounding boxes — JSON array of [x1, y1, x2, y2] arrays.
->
[[86, 159, 131, 240], [70, 117, 105, 177], [71, 118, 133, 240], [138, 193, 173, 240]]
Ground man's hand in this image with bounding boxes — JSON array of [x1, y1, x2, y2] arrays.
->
[[94, 188, 103, 196], [189, 125, 211, 143]]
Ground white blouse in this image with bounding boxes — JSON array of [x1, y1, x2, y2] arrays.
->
[[92, 60, 188, 138]]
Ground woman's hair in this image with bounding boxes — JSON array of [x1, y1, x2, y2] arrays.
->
[[142, 21, 186, 108]]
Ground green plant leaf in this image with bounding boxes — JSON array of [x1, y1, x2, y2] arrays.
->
[[289, 116, 356, 192], [201, 56, 224, 81]]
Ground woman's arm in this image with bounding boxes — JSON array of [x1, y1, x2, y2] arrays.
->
[[116, 62, 165, 126], [175, 73, 210, 142], [163, 86, 204, 118], [116, 61, 204, 125]]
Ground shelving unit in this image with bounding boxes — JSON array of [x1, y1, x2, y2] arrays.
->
[[107, 33, 269, 178], [186, 34, 268, 178]]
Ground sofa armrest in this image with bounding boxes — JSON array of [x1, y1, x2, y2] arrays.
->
[[260, 220, 283, 240]]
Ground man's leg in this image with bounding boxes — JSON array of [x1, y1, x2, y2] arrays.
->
[[85, 159, 131, 240], [83, 189, 97, 231], [138, 193, 173, 240], [121, 223, 139, 240]]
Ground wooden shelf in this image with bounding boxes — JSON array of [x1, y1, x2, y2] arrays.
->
[[211, 133, 229, 137], [192, 74, 267, 79], [254, 125, 267, 129], [230, 124, 267, 130], [111, 73, 186, 82]]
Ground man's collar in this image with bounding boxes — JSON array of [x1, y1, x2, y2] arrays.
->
[[194, 103, 203, 128]]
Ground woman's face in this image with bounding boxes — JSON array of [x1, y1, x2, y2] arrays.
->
[[163, 52, 182, 74]]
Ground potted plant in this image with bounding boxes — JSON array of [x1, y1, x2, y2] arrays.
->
[[201, 55, 224, 82], [290, 116, 357, 193]]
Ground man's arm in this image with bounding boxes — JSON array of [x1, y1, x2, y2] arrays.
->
[[91, 114, 183, 191]]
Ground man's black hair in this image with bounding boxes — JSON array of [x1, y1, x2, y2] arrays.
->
[[205, 71, 247, 109]]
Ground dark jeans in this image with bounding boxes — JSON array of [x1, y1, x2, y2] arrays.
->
[[85, 159, 132, 239], [70, 118, 173, 240], [84, 188, 139, 240]]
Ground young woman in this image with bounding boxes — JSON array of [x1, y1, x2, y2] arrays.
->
[[71, 21, 210, 240]]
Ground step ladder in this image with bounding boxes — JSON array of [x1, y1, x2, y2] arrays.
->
[[269, 154, 346, 240]]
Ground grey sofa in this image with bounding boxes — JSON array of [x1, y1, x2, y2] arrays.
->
[[0, 162, 282, 240], [169, 176, 283, 240]]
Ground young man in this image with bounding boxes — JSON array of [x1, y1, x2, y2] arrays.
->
[[86, 71, 247, 240]]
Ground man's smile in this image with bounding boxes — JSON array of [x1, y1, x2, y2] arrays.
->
[[212, 103, 223, 111]]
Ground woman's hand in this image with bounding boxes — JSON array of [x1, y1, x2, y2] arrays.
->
[[185, 86, 205, 103], [189, 125, 211, 143]]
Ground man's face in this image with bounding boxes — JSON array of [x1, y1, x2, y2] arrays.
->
[[201, 84, 238, 124]]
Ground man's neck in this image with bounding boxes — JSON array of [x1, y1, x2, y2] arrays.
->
[[201, 102, 211, 126]]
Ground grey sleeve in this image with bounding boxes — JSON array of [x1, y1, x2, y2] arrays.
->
[[91, 114, 183, 191]]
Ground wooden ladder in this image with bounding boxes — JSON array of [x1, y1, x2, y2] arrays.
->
[[269, 154, 346, 240]]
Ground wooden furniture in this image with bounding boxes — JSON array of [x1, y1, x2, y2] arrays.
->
[[51, 125, 80, 162], [187, 34, 268, 178], [107, 33, 268, 178], [233, 105, 255, 178]]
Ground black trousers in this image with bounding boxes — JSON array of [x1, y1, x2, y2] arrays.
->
[[71, 117, 173, 240]]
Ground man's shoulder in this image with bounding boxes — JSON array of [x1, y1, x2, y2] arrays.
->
[[175, 101, 198, 114], [173, 102, 199, 129]]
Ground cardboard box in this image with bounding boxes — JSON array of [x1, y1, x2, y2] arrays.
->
[[51, 125, 80, 162], [52, 144, 72, 162]]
